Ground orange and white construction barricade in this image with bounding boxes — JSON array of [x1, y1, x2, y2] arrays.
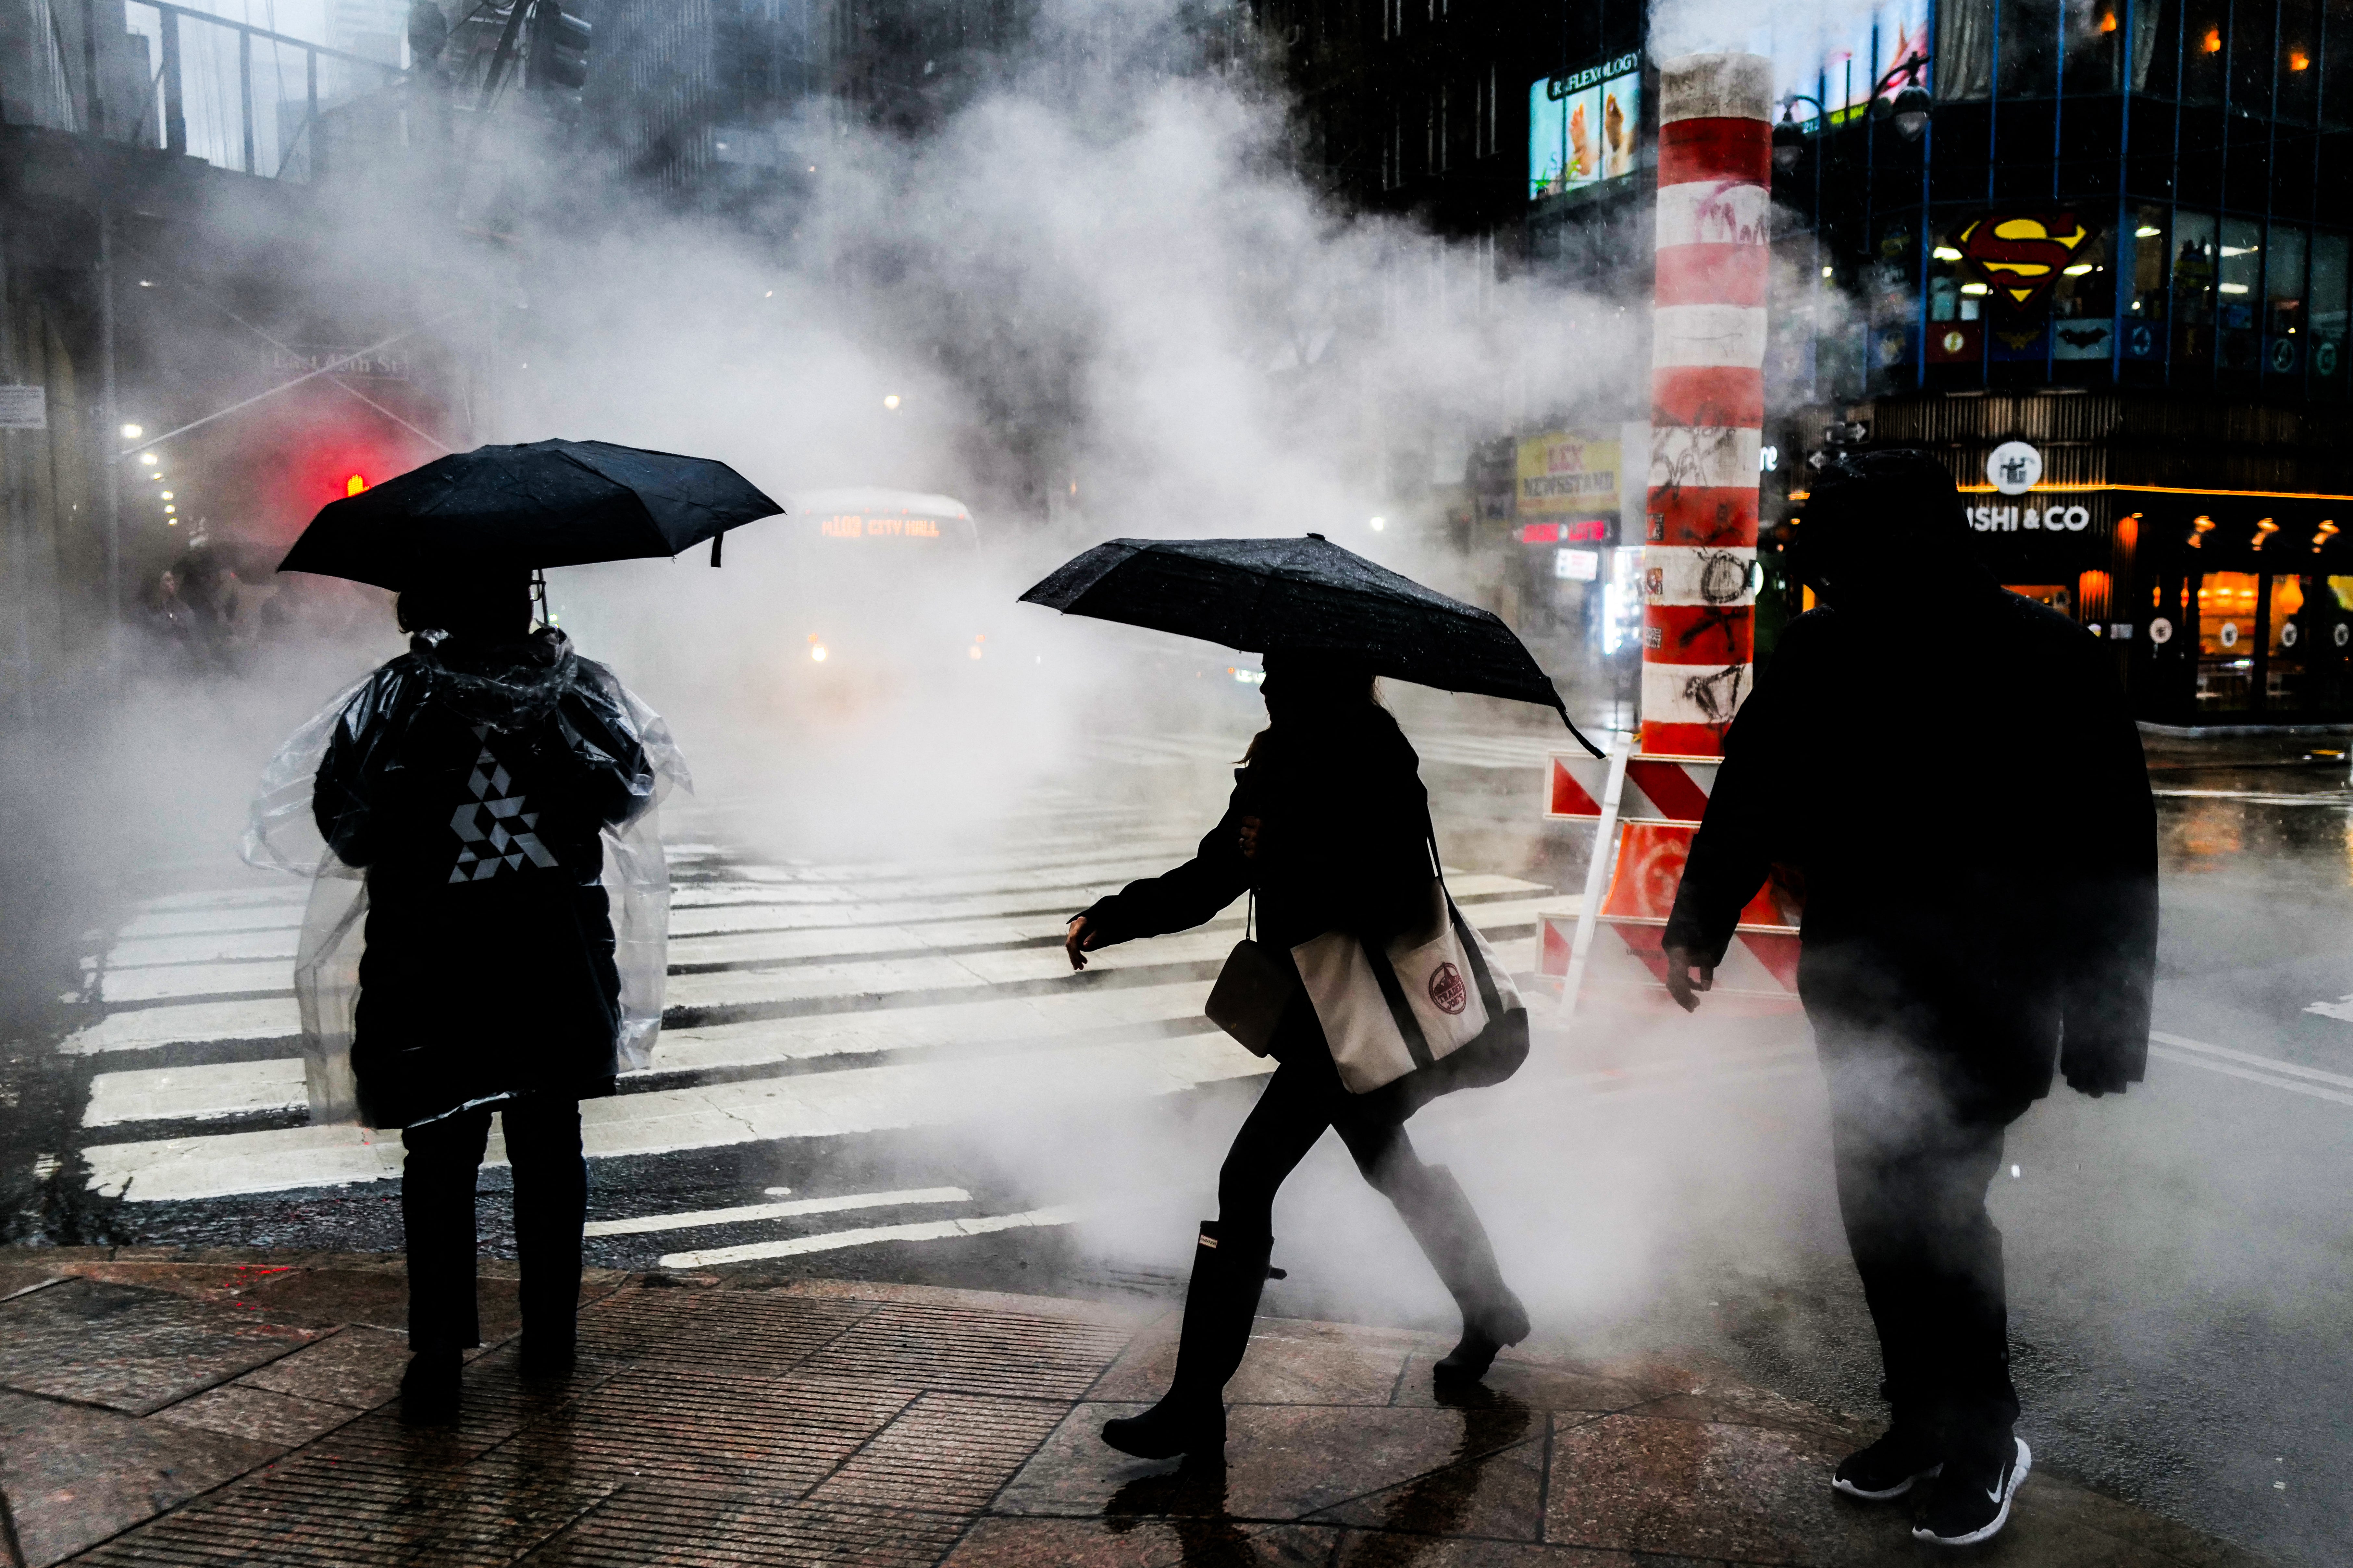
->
[[1540, 746, 1802, 1017]]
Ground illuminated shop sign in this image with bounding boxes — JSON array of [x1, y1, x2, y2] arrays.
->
[[1522, 519, 1611, 544], [819, 513, 943, 538], [1954, 214, 2093, 309], [1529, 53, 1639, 201], [1516, 431, 1621, 516], [1969, 503, 2092, 533]]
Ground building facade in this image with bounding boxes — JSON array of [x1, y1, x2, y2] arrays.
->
[[1257, 0, 2353, 726]]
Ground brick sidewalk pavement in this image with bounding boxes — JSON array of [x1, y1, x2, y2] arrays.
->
[[0, 1248, 2264, 1567]]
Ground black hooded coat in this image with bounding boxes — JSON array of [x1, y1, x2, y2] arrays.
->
[[1078, 705, 1431, 956], [312, 629, 655, 1129], [1661, 475, 2159, 1119]]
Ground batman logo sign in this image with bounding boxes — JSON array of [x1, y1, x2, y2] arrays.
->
[[2057, 325, 2111, 348], [1954, 214, 2092, 309]]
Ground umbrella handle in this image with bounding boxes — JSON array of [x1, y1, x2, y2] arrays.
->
[[710, 532, 725, 567], [1559, 707, 1604, 759]]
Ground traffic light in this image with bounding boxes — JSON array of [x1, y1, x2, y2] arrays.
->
[[525, 0, 590, 91]]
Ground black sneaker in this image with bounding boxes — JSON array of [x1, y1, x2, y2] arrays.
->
[[1912, 1437, 2031, 1547], [1831, 1427, 1944, 1501]]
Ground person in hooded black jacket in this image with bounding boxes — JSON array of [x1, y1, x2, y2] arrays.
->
[[1659, 449, 2157, 1549], [1065, 651, 1530, 1464], [312, 573, 654, 1422]]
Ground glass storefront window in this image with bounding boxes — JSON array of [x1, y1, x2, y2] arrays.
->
[[2174, 212, 2218, 368], [2052, 225, 2118, 361], [2267, 226, 2309, 376], [2217, 216, 2262, 371], [1929, 226, 1979, 326], [2269, 574, 2311, 710], [2124, 206, 2170, 346], [2062, 0, 2123, 91], [2196, 570, 2260, 710], [2278, 0, 2320, 121], [2001, 0, 2063, 95], [2313, 232, 2350, 386], [2328, 0, 2353, 127], [2182, 0, 2228, 102], [2233, 0, 2278, 114]]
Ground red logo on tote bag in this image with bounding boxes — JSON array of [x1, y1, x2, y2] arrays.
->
[[1428, 962, 1468, 1015]]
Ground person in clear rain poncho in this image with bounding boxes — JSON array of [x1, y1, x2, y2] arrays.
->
[[246, 571, 686, 1421]]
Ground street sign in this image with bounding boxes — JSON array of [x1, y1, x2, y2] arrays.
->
[[1987, 440, 2042, 495], [0, 386, 46, 429]]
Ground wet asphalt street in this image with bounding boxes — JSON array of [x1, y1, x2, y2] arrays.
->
[[6, 725, 2351, 1568]]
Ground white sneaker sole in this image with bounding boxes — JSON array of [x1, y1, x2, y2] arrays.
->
[[1831, 1462, 1941, 1501], [1912, 1438, 2032, 1547]]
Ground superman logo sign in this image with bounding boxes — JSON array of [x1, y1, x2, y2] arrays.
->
[[1953, 213, 2092, 309]]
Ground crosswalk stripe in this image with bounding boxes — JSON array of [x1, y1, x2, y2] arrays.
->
[[83, 980, 1229, 1131], [85, 1058, 308, 1128], [583, 1186, 971, 1238], [61, 997, 303, 1055], [82, 1034, 1276, 1202], [656, 1204, 1084, 1270]]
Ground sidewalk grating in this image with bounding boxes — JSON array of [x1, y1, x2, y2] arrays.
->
[[508, 1368, 916, 1498], [0, 1251, 2272, 1568], [810, 1391, 1073, 1513], [799, 1302, 1132, 1400]]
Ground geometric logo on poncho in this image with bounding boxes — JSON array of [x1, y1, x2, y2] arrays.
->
[[449, 724, 561, 883]]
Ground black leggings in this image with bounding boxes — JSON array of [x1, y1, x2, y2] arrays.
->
[[1216, 1041, 1428, 1241], [401, 1096, 586, 1356]]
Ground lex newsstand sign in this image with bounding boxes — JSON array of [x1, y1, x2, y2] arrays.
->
[[1970, 502, 2090, 533]]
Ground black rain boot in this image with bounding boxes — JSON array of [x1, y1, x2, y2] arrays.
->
[[1101, 1221, 1273, 1463], [399, 1348, 463, 1424], [1389, 1165, 1531, 1386]]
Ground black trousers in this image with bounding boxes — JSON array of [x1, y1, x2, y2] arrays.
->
[[401, 1096, 587, 1357], [1216, 1041, 1421, 1237], [1824, 1057, 2022, 1459]]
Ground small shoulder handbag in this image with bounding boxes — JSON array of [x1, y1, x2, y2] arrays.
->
[[1290, 823, 1528, 1108], [1204, 890, 1300, 1057]]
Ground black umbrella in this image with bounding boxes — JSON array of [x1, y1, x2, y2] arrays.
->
[[1020, 533, 1602, 756], [278, 438, 784, 590]]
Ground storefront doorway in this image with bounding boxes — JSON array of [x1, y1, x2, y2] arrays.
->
[[2190, 570, 2353, 717]]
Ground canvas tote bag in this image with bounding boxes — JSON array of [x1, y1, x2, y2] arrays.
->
[[1293, 845, 1527, 1096]]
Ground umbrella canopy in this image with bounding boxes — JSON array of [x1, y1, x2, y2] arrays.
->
[[1020, 533, 1602, 756], [278, 438, 785, 590]]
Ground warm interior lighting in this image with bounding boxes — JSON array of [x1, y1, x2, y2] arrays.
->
[[2189, 515, 2216, 548], [2317, 520, 2340, 552], [2201, 27, 2222, 50], [2099, 10, 2118, 29], [2253, 517, 2279, 550], [2063, 263, 2094, 276], [1933, 245, 1963, 260], [2136, 225, 2162, 237], [2289, 48, 2311, 69]]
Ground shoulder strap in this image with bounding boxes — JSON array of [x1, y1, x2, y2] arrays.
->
[[1425, 804, 1505, 1017], [1361, 937, 1437, 1070]]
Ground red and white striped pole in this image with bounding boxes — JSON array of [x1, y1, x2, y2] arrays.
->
[[1641, 53, 1772, 759]]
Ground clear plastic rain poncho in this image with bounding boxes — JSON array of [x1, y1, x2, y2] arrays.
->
[[243, 628, 688, 1126]]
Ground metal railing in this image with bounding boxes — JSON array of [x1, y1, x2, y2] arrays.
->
[[17, 0, 412, 182]]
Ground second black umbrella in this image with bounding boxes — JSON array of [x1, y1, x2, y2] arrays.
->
[[1020, 533, 1601, 756]]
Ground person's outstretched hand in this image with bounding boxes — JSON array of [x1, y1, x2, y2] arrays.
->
[[1662, 944, 1713, 1012], [1065, 915, 1103, 972]]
